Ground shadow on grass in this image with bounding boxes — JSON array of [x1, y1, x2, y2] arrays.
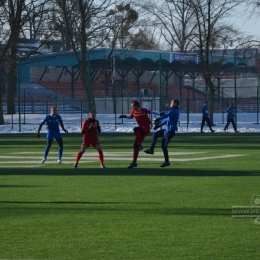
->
[[1, 133, 260, 150], [0, 200, 162, 205], [0, 185, 44, 188], [0, 167, 260, 176], [0, 203, 232, 216]]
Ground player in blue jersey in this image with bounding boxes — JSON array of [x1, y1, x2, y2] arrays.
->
[[224, 102, 239, 133], [201, 101, 215, 133], [144, 99, 180, 167], [37, 107, 68, 164]]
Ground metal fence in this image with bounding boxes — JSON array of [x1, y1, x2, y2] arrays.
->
[[2, 90, 260, 132], [1, 74, 260, 129]]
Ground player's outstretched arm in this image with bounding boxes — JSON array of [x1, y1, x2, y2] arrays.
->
[[97, 125, 101, 133], [36, 123, 44, 138], [150, 110, 161, 116], [60, 122, 68, 133], [119, 115, 133, 119]]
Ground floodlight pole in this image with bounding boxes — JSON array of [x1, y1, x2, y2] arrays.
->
[[87, 55, 91, 111], [257, 70, 260, 124], [112, 54, 116, 130], [234, 52, 237, 125], [159, 54, 162, 112], [17, 55, 21, 132]]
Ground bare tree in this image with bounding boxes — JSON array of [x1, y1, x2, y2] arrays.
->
[[0, 0, 27, 115], [246, 0, 260, 14], [139, 0, 197, 52], [242, 1, 260, 42], [0, 0, 67, 125], [55, 0, 139, 110], [0, 0, 55, 117], [21, 1, 53, 40], [55, 0, 116, 110], [47, 1, 77, 50], [0, 45, 5, 124], [226, 1, 260, 59], [187, 0, 243, 123]]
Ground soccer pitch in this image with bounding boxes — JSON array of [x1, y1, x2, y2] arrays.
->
[[0, 133, 260, 259]]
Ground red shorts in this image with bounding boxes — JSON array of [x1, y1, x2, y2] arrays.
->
[[82, 138, 100, 147], [137, 125, 150, 143], [141, 125, 151, 136]]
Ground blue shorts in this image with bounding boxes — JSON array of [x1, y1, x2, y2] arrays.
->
[[46, 132, 62, 140]]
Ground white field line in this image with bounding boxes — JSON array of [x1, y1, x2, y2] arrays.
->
[[0, 161, 93, 164], [13, 152, 206, 156], [170, 154, 247, 161], [0, 154, 247, 164]]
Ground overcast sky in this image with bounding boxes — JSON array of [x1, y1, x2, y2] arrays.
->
[[232, 4, 260, 39]]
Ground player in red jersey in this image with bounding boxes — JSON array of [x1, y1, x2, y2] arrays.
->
[[74, 110, 105, 169], [119, 100, 161, 169]]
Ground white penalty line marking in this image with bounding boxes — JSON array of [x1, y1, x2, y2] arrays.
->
[[170, 154, 247, 162], [0, 154, 247, 164], [13, 152, 206, 156]]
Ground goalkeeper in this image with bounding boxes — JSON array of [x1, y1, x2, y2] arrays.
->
[[144, 99, 180, 167]]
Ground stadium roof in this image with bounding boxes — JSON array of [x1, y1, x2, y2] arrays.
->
[[20, 48, 250, 82]]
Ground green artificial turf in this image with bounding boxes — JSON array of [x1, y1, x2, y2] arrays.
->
[[0, 133, 260, 259]]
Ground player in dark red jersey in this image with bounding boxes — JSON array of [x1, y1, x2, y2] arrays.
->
[[74, 110, 105, 169], [119, 100, 160, 169]]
